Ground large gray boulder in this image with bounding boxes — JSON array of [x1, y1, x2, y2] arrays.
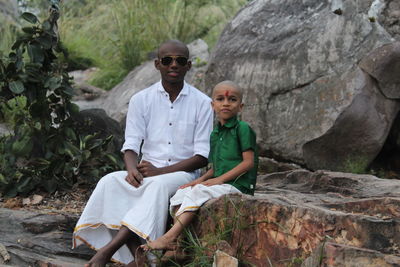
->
[[204, 0, 400, 171], [75, 39, 210, 124]]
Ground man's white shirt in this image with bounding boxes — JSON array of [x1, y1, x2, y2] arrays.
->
[[122, 81, 213, 169]]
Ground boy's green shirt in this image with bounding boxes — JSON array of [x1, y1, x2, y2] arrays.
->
[[209, 116, 258, 195]]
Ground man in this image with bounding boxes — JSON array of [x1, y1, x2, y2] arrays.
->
[[73, 40, 213, 266]]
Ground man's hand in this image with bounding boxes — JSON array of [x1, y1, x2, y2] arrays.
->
[[137, 160, 163, 177], [201, 178, 223, 187], [125, 168, 144, 188]]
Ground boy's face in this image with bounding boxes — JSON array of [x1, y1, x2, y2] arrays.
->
[[211, 84, 243, 125], [155, 43, 191, 85]]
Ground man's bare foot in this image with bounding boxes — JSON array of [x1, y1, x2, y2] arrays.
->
[[140, 235, 176, 251], [84, 248, 111, 267]]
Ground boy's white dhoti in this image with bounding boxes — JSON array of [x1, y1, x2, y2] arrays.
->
[[72, 170, 195, 264], [170, 184, 241, 217]]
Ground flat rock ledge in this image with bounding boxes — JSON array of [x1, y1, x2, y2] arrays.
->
[[0, 170, 399, 266], [194, 170, 400, 266], [0, 209, 92, 266]]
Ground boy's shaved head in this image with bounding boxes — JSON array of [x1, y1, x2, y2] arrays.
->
[[158, 40, 189, 58], [212, 80, 243, 99]]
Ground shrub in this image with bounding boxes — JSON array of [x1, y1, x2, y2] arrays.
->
[[0, 1, 123, 197]]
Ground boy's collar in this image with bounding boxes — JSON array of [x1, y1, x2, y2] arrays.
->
[[216, 116, 238, 130]]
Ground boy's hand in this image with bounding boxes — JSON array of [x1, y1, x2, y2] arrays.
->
[[125, 168, 144, 188], [179, 180, 201, 189], [179, 176, 208, 189], [201, 178, 223, 187], [137, 160, 162, 177]]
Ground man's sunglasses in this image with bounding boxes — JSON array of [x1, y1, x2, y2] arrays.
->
[[160, 56, 188, 66]]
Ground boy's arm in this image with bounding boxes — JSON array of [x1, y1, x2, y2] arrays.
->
[[180, 168, 214, 189], [201, 150, 254, 187]]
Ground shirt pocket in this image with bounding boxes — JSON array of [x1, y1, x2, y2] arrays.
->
[[176, 121, 196, 145]]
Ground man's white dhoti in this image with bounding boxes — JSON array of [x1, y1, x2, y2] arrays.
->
[[72, 170, 195, 264], [170, 184, 241, 217]]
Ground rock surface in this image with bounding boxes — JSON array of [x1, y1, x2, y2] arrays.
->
[[302, 242, 400, 267], [1, 170, 399, 266], [0, 208, 92, 266], [194, 170, 400, 266], [204, 0, 400, 171]]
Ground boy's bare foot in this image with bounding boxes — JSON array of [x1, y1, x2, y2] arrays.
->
[[140, 235, 176, 251], [84, 248, 111, 267]]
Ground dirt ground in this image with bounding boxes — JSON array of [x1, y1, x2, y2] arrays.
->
[[0, 184, 93, 214]]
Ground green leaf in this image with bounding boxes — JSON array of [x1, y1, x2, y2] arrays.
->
[[37, 35, 52, 49], [42, 179, 57, 193], [5, 186, 18, 198], [21, 12, 38, 24], [42, 21, 51, 32], [11, 136, 33, 156], [68, 102, 80, 116], [44, 77, 61, 90], [27, 43, 44, 63], [0, 174, 7, 185], [22, 27, 36, 34], [9, 81, 25, 94], [34, 122, 42, 130], [64, 127, 77, 140], [106, 154, 118, 166], [17, 177, 33, 192]]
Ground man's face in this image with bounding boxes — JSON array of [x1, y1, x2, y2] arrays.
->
[[155, 43, 191, 84]]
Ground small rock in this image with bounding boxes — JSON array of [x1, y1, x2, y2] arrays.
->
[[22, 198, 31, 206], [216, 240, 236, 256], [31, 195, 43, 205], [212, 250, 238, 267], [0, 243, 10, 262]]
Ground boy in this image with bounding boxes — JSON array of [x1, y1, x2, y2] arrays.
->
[[141, 80, 258, 251]]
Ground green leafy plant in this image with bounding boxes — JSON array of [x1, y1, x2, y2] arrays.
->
[[342, 156, 369, 174], [0, 1, 123, 197]]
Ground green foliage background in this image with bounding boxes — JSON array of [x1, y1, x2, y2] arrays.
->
[[58, 0, 248, 90], [2, 1, 247, 90], [0, 2, 123, 197]]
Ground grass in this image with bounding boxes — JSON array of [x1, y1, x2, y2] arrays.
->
[[57, 0, 247, 90], [0, 17, 19, 57], [342, 156, 369, 174], [2, 0, 248, 90]]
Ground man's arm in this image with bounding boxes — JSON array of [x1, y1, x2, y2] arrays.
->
[[124, 150, 144, 187], [137, 154, 208, 177]]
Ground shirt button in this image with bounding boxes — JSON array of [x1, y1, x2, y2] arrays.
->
[[171, 106, 173, 109], [168, 142, 171, 144], [168, 159, 171, 162], [169, 123, 172, 126]]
